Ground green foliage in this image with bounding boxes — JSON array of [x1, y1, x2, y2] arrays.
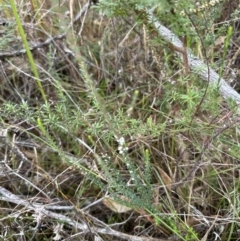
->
[[2, 0, 240, 240], [9, 0, 47, 103]]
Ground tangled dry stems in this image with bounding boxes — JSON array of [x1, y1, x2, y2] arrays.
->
[[1, 0, 240, 240]]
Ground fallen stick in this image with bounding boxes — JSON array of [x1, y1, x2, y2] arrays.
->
[[0, 186, 170, 241], [147, 11, 240, 105]]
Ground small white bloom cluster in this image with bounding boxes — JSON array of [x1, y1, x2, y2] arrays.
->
[[101, 153, 111, 163], [116, 136, 129, 155], [179, 0, 223, 16]]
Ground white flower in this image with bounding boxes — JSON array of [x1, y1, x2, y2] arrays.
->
[[118, 137, 125, 145]]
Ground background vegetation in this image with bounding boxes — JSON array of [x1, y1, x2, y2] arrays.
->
[[0, 0, 240, 240]]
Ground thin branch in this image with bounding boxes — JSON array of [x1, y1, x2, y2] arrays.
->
[[0, 2, 90, 59], [0, 34, 66, 59], [0, 186, 172, 241], [146, 10, 240, 105]]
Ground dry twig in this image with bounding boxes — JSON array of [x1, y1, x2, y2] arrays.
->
[[146, 10, 240, 105], [0, 186, 172, 241]]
